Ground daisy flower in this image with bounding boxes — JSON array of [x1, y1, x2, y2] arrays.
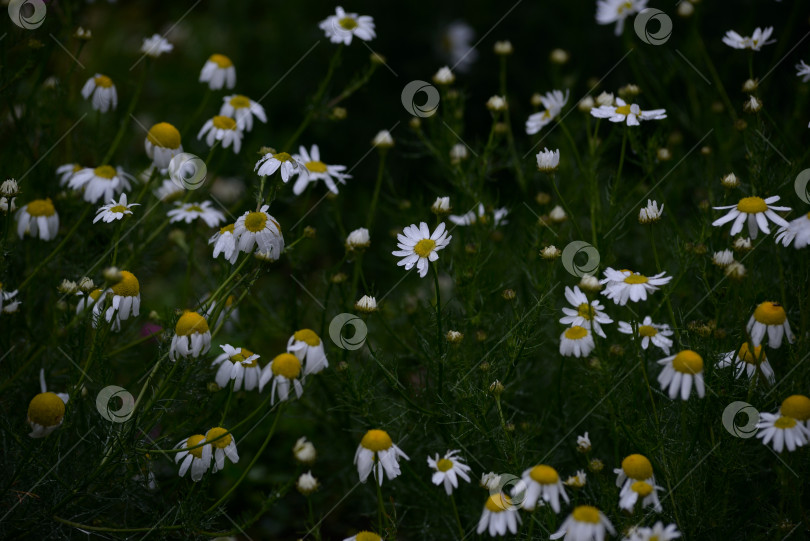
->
[[550, 505, 615, 541], [94, 270, 140, 324], [717, 343, 775, 385], [355, 295, 378, 313], [577, 432, 591, 453], [233, 205, 285, 257], [205, 427, 240, 472], [57, 163, 83, 186], [619, 480, 663, 513], [796, 60, 810, 82], [69, 165, 133, 204], [174, 434, 212, 481], [448, 203, 510, 227], [525, 89, 569, 134], [209, 223, 238, 264], [16, 198, 59, 240], [372, 130, 394, 148], [353, 429, 410, 485], [198, 116, 243, 153], [600, 267, 672, 305], [167, 201, 226, 228], [0, 282, 21, 314], [141, 34, 173, 57], [596, 0, 648, 35], [564, 470, 587, 488], [319, 6, 376, 45], [343, 532, 382, 541], [614, 454, 655, 491], [657, 350, 705, 400], [220, 94, 266, 132], [27, 370, 69, 438], [294, 437, 317, 463], [81, 74, 117, 112], [590, 97, 666, 126], [712, 195, 790, 239], [536, 148, 561, 172], [392, 222, 452, 278], [169, 311, 212, 361], [75, 288, 103, 314], [477, 493, 521, 537], [712, 249, 734, 267], [255, 150, 307, 182], [756, 395, 810, 453], [212, 345, 262, 391], [259, 353, 304, 405], [559, 326, 595, 358], [638, 199, 663, 224], [144, 122, 183, 170], [559, 285, 613, 338], [747, 301, 794, 348], [775, 212, 810, 249], [346, 227, 371, 251], [616, 316, 674, 355], [722, 27, 775, 51], [518, 464, 569, 513], [199, 54, 236, 90], [288, 329, 329, 375], [427, 449, 472, 495], [94, 193, 139, 224], [291, 144, 351, 195]]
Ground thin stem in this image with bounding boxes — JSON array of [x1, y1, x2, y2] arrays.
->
[[365, 150, 387, 231], [433, 263, 444, 396], [449, 493, 464, 538], [376, 478, 385, 535], [102, 62, 148, 165], [611, 126, 628, 208]]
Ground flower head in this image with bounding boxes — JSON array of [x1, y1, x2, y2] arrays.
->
[[354, 429, 409, 485], [220, 94, 266, 132], [16, 198, 59, 240], [259, 353, 304, 404], [141, 34, 173, 57], [657, 350, 705, 400], [590, 97, 666, 126], [526, 90, 569, 134], [319, 6, 376, 45], [81, 74, 117, 112], [169, 311, 211, 361], [198, 116, 243, 154], [392, 222, 452, 278], [199, 54, 236, 90], [747, 301, 794, 348], [722, 27, 775, 51], [212, 344, 262, 391], [233, 205, 284, 259], [145, 122, 183, 170], [477, 493, 521, 537], [291, 144, 350, 195], [596, 0, 648, 35], [427, 450, 472, 495], [550, 505, 615, 541], [288, 329, 329, 375]]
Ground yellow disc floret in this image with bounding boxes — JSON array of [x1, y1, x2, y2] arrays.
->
[[736, 196, 767, 214], [186, 434, 206, 458], [638, 325, 658, 337], [111, 270, 139, 297], [212, 116, 237, 130], [564, 326, 588, 340], [624, 274, 649, 284], [774, 416, 797, 430], [271, 353, 301, 379], [529, 465, 559, 484], [672, 350, 703, 374], [622, 454, 653, 480], [354, 532, 381, 541], [229, 95, 251, 109], [615, 104, 632, 116], [147, 122, 181, 149], [738, 343, 764, 365], [436, 458, 453, 472], [414, 239, 436, 258], [631, 480, 653, 496], [26, 198, 56, 217], [244, 211, 268, 233], [94, 165, 117, 179], [28, 392, 65, 427], [175, 311, 209, 336], [305, 160, 328, 173], [205, 427, 233, 449], [94, 74, 113, 88], [484, 493, 511, 513], [209, 54, 233, 68], [781, 395, 810, 421], [572, 505, 601, 524], [339, 16, 358, 30], [294, 329, 321, 347], [231, 347, 257, 367], [576, 303, 594, 320], [360, 429, 393, 452], [753, 301, 787, 325]]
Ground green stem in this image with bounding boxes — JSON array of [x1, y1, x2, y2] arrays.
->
[[449, 493, 464, 538], [376, 478, 385, 535], [365, 150, 387, 231], [433, 263, 444, 395], [102, 62, 148, 165], [611, 126, 628, 208]]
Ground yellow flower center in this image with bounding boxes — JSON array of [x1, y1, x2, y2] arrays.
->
[[186, 434, 206, 458], [564, 326, 588, 340], [622, 454, 653, 480], [529, 465, 559, 484], [624, 274, 648, 284], [109, 205, 128, 214], [360, 429, 393, 452], [355, 532, 381, 541], [617, 1, 633, 13], [147, 122, 181, 149], [219, 223, 235, 235], [484, 493, 511, 513], [26, 198, 56, 217], [639, 325, 657, 337], [753, 301, 787, 325], [271, 353, 301, 379], [244, 211, 267, 232], [89, 289, 103, 301], [305, 160, 328, 173], [781, 395, 810, 421], [572, 505, 601, 524], [615, 104, 632, 115], [230, 347, 257, 367], [209, 54, 233, 68], [212, 116, 237, 130], [94, 75, 113, 88], [736, 196, 767, 214], [436, 458, 454, 472], [294, 329, 321, 347], [27, 392, 65, 427], [672, 350, 703, 374], [94, 165, 117, 179], [576, 303, 594, 320], [175, 311, 209, 336], [111, 270, 139, 297], [187, 205, 203, 213], [339, 16, 358, 30], [631, 480, 653, 496], [738, 343, 764, 365], [414, 238, 436, 258], [205, 427, 233, 449], [273, 152, 292, 162], [774, 416, 797, 430], [229, 95, 251, 109]]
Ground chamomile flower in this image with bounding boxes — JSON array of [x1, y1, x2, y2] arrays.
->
[[536, 148, 561, 172], [69, 165, 133, 204], [259, 353, 304, 405], [564, 470, 587, 488], [169, 311, 212, 361], [712, 195, 790, 239], [526, 89, 569, 134], [392, 222, 452, 278], [477, 493, 521, 537], [796, 60, 810, 82], [427, 449, 472, 495], [93, 193, 138, 224], [756, 395, 810, 453], [76, 288, 103, 314], [291, 144, 351, 195], [16, 198, 59, 240], [0, 282, 21, 314], [712, 249, 734, 267], [81, 74, 117, 112], [638, 200, 663, 224], [600, 268, 672, 305], [167, 201, 226, 228], [233, 205, 285, 257], [220, 94, 266, 132], [775, 212, 810, 249], [141, 34, 173, 57], [27, 370, 69, 438], [343, 532, 382, 541], [722, 27, 775, 51], [294, 437, 317, 463], [199, 54, 236, 90], [550, 505, 615, 541], [198, 116, 243, 153], [560, 286, 613, 338], [144, 122, 183, 170], [627, 522, 681, 541], [448, 203, 509, 226], [255, 150, 307, 182], [596, 0, 648, 36], [577, 433, 591, 452], [560, 326, 595, 358], [518, 465, 569, 513], [717, 343, 775, 385], [590, 97, 666, 126], [747, 301, 794, 348], [94, 270, 140, 323], [657, 350, 705, 400], [209, 224, 238, 264], [153, 178, 184, 202], [614, 454, 655, 491], [354, 429, 410, 485], [319, 6, 376, 45], [346, 227, 371, 251], [288, 329, 329, 375], [619, 480, 663, 513], [205, 427, 240, 471], [616, 316, 674, 354], [355, 295, 378, 313], [212, 345, 262, 391], [174, 434, 212, 481], [57, 163, 83, 186]]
